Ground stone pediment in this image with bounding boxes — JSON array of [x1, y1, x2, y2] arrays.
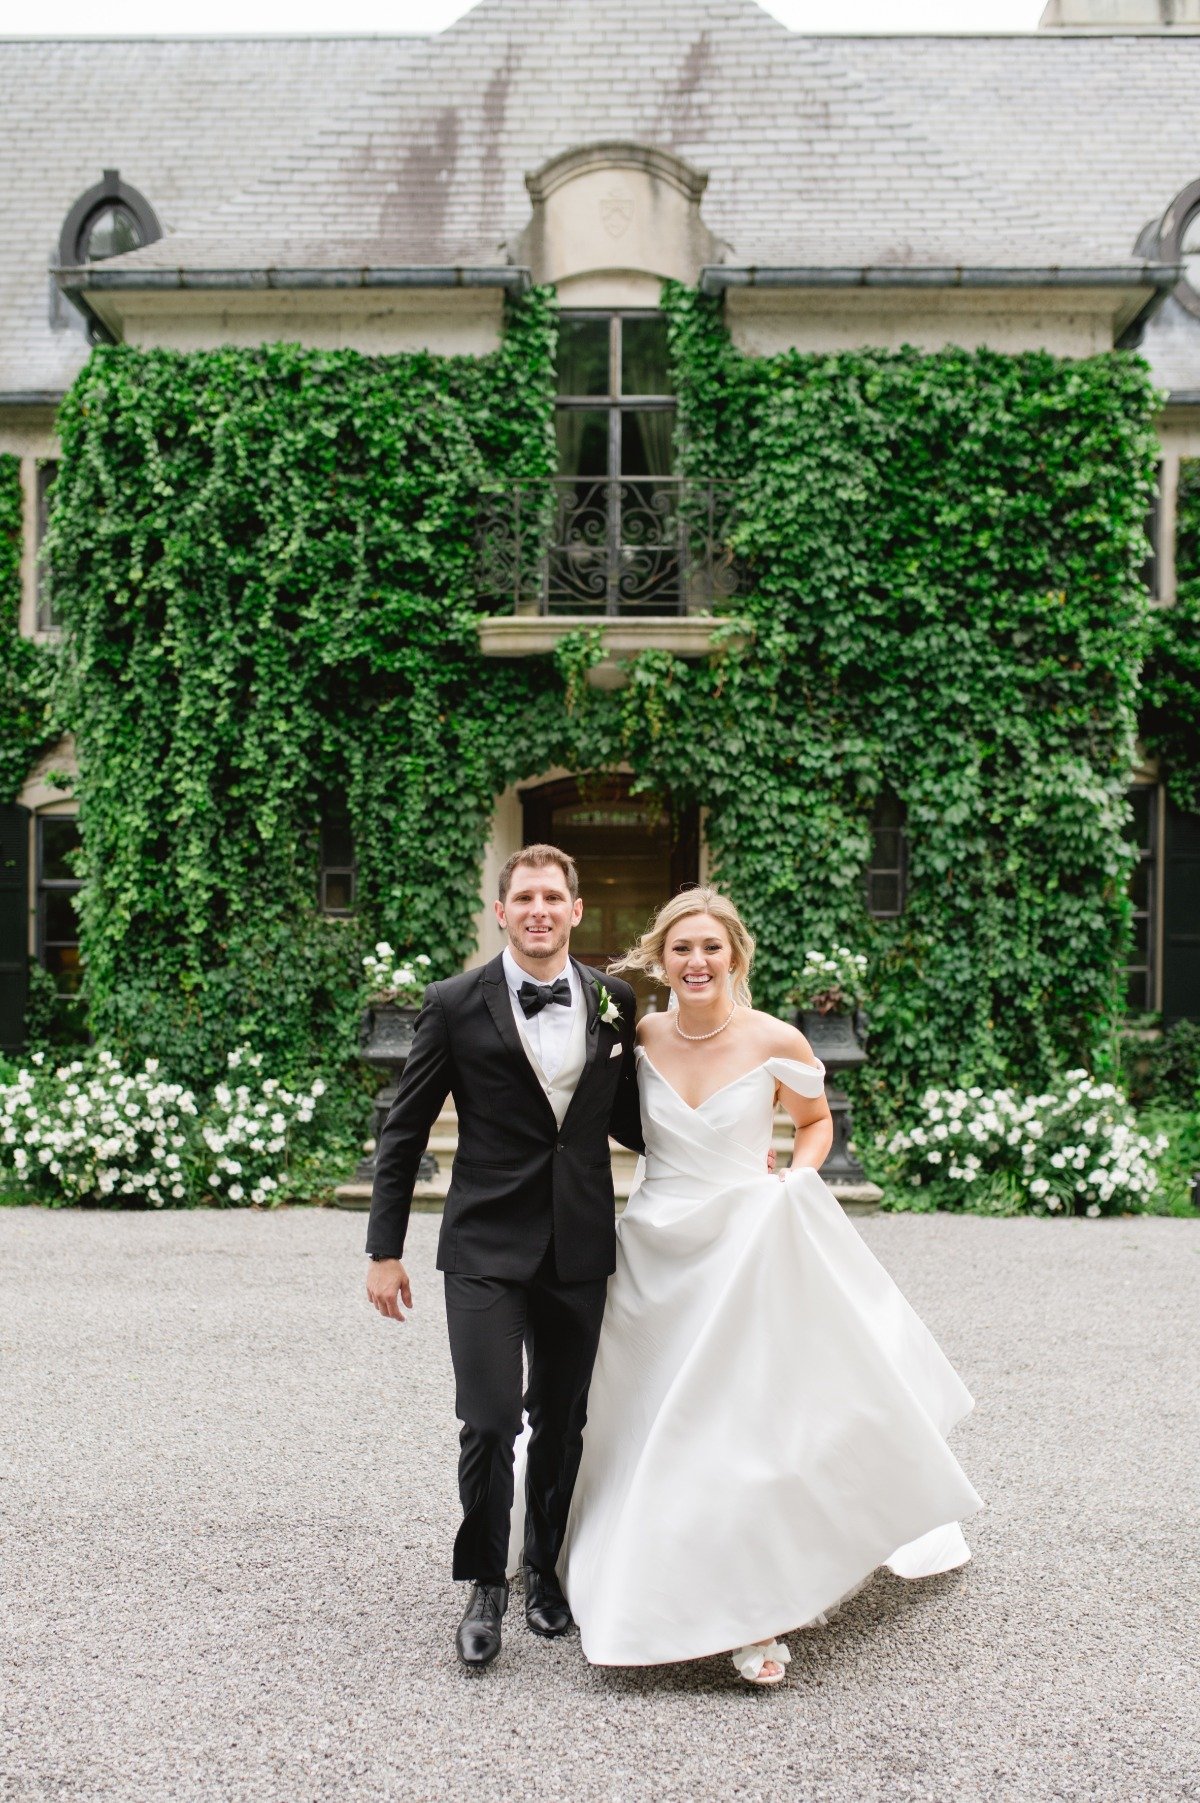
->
[[515, 143, 725, 292]]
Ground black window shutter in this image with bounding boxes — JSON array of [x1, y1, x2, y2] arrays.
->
[[0, 805, 30, 1055], [1162, 797, 1200, 1027]]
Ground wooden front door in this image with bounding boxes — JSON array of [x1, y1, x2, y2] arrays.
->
[[520, 775, 699, 1013]]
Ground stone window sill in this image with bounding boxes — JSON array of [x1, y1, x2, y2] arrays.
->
[[476, 613, 746, 686]]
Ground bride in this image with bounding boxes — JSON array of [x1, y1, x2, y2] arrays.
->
[[510, 887, 983, 1684]]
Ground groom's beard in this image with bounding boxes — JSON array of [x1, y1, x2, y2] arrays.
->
[[508, 925, 570, 963]]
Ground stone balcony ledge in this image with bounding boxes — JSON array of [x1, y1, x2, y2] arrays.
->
[[476, 612, 746, 685]]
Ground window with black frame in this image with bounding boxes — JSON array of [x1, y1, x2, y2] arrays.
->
[[36, 815, 85, 1036], [1124, 784, 1158, 1014], [866, 790, 907, 919], [319, 804, 356, 916], [552, 311, 680, 614]]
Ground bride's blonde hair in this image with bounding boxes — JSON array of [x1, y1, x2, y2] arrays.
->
[[610, 886, 755, 1007]]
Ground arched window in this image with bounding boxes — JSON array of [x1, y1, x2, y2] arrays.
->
[[57, 168, 161, 270], [866, 790, 908, 919], [1149, 176, 1200, 324]]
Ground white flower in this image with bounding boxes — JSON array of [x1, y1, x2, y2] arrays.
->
[[1086, 1204, 1100, 1219], [596, 985, 622, 1028]]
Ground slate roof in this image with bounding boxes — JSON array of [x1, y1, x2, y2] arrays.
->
[[4, 0, 1200, 398]]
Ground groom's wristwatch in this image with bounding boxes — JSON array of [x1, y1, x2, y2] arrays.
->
[[366, 1251, 399, 1261]]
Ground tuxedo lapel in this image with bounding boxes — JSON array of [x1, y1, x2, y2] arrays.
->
[[480, 954, 556, 1114], [575, 959, 603, 1082], [557, 960, 605, 1135]]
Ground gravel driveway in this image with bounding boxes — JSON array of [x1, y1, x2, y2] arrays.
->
[[2, 1206, 1197, 1803]]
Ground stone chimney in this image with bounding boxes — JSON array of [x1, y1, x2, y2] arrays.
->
[[1040, 0, 1200, 25]]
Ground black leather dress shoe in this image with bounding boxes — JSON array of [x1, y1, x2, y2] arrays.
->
[[456, 1580, 508, 1668], [522, 1565, 572, 1638]]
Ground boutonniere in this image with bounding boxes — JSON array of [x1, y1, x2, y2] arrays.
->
[[596, 984, 622, 1028]]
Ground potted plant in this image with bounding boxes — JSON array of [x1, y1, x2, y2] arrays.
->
[[785, 947, 875, 1194], [348, 944, 436, 1190]]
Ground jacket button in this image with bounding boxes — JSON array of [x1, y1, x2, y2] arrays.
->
[[555, 1142, 564, 1153]]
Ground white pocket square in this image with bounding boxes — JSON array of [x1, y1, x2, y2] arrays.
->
[[609, 1043, 623, 1059]]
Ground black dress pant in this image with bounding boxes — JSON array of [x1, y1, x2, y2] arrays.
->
[[443, 1236, 608, 1585]]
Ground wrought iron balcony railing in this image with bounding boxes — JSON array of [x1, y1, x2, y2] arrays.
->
[[476, 476, 743, 616]]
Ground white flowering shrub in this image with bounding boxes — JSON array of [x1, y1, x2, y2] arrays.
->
[[878, 1069, 1168, 1217], [200, 1047, 326, 1207], [0, 1045, 328, 1209], [361, 943, 433, 1007], [0, 1050, 199, 1208], [788, 946, 869, 1013]]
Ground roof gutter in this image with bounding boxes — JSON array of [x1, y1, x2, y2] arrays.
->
[[699, 263, 1181, 294], [53, 262, 533, 343], [0, 391, 66, 408], [55, 264, 532, 293]]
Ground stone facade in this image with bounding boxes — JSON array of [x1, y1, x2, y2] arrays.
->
[[3, 0, 1199, 1024]]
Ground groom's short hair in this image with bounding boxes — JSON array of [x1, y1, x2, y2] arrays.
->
[[498, 843, 580, 902]]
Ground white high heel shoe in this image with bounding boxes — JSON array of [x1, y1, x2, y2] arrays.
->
[[730, 1639, 791, 1686]]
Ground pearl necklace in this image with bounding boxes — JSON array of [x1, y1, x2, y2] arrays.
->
[[675, 1001, 737, 1042]]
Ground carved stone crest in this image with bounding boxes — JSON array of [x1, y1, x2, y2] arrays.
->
[[600, 188, 635, 239]]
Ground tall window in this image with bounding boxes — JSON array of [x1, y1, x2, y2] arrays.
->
[[555, 311, 675, 480], [1143, 460, 1161, 602], [35, 461, 58, 632], [319, 805, 356, 916], [1124, 784, 1159, 1014], [866, 790, 907, 918], [36, 815, 84, 1034]]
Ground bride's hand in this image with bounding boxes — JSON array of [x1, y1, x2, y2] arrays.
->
[[766, 1147, 777, 1175]]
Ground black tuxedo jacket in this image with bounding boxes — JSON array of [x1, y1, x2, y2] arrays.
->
[[364, 955, 643, 1281]]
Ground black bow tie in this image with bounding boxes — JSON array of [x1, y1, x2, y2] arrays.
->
[[518, 976, 572, 1017]]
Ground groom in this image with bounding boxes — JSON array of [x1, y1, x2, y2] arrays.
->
[[365, 844, 643, 1669]]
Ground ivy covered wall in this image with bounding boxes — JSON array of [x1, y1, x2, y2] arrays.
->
[[47, 299, 559, 1086], [43, 285, 1163, 1134], [658, 285, 1160, 1130]]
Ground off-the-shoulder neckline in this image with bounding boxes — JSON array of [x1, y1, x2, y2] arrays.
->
[[635, 1048, 823, 1114]]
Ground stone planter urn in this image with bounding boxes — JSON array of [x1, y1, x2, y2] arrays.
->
[[792, 1006, 881, 1202], [334, 1000, 436, 1207]]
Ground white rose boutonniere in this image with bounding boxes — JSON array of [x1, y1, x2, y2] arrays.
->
[[596, 984, 622, 1028]]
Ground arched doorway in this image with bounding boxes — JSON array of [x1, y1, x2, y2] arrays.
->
[[521, 774, 699, 1009]]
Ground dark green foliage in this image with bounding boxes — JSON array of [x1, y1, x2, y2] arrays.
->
[[47, 298, 558, 1087], [44, 285, 1161, 1140], [0, 455, 60, 804], [654, 285, 1160, 1137], [1141, 455, 1200, 811], [1120, 1015, 1200, 1107]]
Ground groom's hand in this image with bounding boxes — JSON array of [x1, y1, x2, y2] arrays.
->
[[367, 1259, 413, 1322]]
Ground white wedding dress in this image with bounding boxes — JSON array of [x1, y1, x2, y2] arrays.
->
[[508, 1050, 984, 1667]]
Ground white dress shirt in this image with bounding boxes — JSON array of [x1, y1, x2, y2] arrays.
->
[[502, 946, 580, 1082]]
